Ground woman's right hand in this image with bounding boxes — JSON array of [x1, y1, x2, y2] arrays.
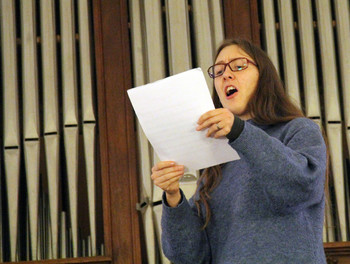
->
[[151, 161, 185, 207]]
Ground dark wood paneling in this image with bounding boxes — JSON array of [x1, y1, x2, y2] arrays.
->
[[325, 242, 350, 263], [222, 0, 260, 46], [2, 256, 112, 264], [93, 0, 142, 263], [92, 0, 112, 257], [325, 242, 350, 256]]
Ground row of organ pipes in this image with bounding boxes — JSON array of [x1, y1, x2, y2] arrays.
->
[[0, 0, 100, 261], [1, 0, 350, 262]]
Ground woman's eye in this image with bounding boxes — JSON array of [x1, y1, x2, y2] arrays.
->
[[215, 69, 223, 75]]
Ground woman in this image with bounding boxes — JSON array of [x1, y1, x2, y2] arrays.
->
[[151, 38, 327, 263]]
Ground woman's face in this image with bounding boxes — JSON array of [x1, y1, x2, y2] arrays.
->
[[214, 45, 259, 120]]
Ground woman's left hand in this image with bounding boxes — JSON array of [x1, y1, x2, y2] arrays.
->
[[196, 108, 234, 138]]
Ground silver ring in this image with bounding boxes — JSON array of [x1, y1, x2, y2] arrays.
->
[[216, 123, 221, 130]]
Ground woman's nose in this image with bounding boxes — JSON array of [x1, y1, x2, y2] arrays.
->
[[222, 67, 236, 80]]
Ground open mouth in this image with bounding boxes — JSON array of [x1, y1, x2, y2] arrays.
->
[[225, 86, 238, 97]]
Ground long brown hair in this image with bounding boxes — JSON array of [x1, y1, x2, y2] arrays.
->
[[194, 38, 305, 228]]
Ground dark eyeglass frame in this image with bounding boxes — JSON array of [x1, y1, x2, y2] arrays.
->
[[207, 57, 257, 79]]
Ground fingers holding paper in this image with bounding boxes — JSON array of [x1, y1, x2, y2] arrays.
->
[[151, 161, 184, 207], [196, 108, 234, 138], [151, 161, 184, 194]]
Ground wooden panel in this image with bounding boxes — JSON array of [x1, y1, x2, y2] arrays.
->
[[278, 0, 301, 107], [325, 241, 350, 259], [1, 256, 112, 264], [261, 0, 279, 73], [93, 0, 142, 262], [297, 0, 321, 118], [223, 0, 260, 46]]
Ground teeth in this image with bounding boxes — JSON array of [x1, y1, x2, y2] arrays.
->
[[227, 86, 235, 92], [226, 86, 237, 96]]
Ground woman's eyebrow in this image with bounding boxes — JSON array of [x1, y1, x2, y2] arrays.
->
[[215, 57, 240, 64], [215, 59, 231, 64]]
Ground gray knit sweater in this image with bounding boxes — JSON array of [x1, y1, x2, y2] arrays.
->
[[161, 117, 327, 264]]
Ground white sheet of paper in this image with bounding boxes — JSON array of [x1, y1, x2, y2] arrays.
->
[[127, 68, 240, 170]]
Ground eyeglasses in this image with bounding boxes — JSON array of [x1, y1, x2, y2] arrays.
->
[[207, 57, 257, 79]]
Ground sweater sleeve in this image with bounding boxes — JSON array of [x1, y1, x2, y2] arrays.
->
[[229, 118, 327, 214], [161, 190, 211, 264]]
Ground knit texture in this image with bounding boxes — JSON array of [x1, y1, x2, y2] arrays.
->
[[161, 117, 327, 264]]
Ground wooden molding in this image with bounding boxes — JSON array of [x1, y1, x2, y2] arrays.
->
[[222, 0, 260, 46], [324, 242, 350, 256], [92, 0, 142, 263], [1, 256, 112, 264]]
